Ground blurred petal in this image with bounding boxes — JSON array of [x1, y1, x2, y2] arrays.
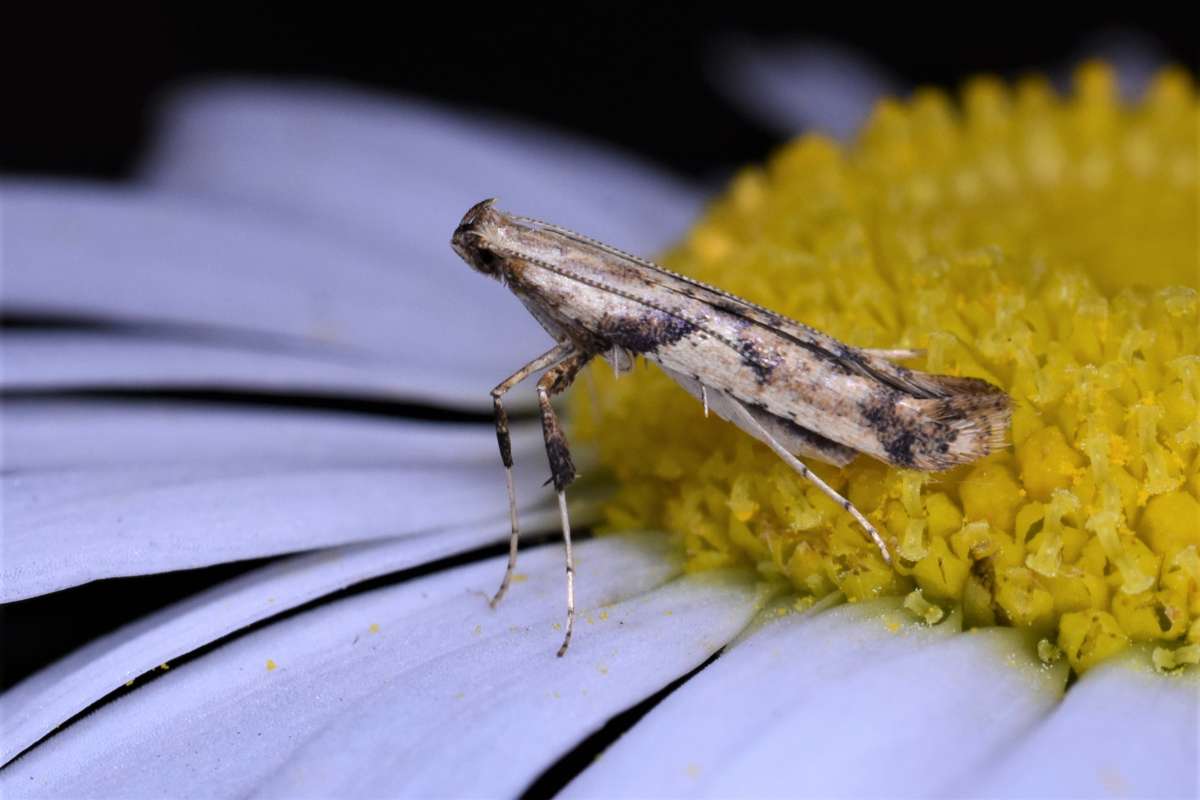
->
[[1, 332, 486, 409], [708, 36, 899, 138], [141, 81, 704, 261], [964, 652, 1199, 799], [2, 184, 554, 401], [2, 399, 538, 470], [0, 535, 724, 799], [699, 629, 1066, 798], [2, 404, 550, 600], [0, 507, 562, 766], [566, 599, 1068, 798]]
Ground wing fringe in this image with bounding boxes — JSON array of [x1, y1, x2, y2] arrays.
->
[[917, 383, 1011, 469]]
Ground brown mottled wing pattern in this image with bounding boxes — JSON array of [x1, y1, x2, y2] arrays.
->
[[520, 216, 996, 400], [517, 216, 1009, 470]]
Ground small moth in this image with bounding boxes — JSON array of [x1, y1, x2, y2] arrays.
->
[[451, 199, 1010, 656]]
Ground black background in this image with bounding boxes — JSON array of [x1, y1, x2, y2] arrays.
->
[[5, 5, 1197, 183], [0, 0, 1194, 702]]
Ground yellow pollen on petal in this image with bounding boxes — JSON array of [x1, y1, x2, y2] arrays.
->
[[903, 588, 946, 625], [1037, 638, 1064, 665], [572, 64, 1199, 675]]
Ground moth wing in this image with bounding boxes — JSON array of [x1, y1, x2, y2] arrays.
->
[[639, 273, 1010, 466], [593, 253, 996, 401], [657, 365, 858, 467], [515, 217, 1008, 468]]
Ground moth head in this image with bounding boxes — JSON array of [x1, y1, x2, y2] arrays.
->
[[451, 198, 505, 278]]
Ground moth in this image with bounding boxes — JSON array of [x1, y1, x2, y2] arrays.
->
[[451, 199, 1010, 656]]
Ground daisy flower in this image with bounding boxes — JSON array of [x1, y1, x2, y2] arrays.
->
[[1, 57, 1196, 800]]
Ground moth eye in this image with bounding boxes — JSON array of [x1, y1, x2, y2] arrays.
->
[[478, 249, 502, 272]]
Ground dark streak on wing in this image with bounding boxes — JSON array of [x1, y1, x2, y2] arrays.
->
[[598, 310, 697, 354], [857, 388, 920, 467], [736, 338, 779, 383]]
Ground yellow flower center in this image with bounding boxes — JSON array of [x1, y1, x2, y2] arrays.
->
[[573, 63, 1199, 675]]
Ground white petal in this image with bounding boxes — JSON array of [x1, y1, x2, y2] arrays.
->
[[0, 535, 715, 799], [254, 575, 758, 799], [704, 629, 1066, 798], [964, 651, 1199, 799], [563, 598, 941, 798], [2, 183, 553, 388], [566, 599, 1067, 798], [2, 399, 538, 470], [2, 401, 550, 598], [2, 445, 552, 600], [709, 37, 899, 139], [141, 81, 703, 262], [0, 508, 565, 767], [1, 332, 491, 410]]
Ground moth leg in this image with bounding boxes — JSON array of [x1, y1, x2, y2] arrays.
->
[[488, 342, 574, 609], [862, 347, 924, 361], [535, 351, 592, 656], [722, 392, 892, 565]]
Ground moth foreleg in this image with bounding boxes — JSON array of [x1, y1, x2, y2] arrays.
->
[[535, 350, 593, 656], [722, 392, 892, 565], [488, 342, 574, 609]]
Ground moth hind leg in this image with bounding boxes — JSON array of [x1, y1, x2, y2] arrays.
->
[[721, 391, 892, 565], [535, 351, 593, 656]]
